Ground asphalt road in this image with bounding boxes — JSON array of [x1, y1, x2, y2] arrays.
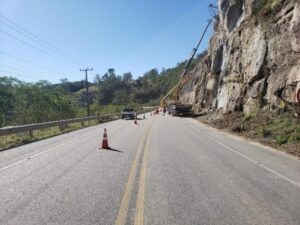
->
[[0, 114, 299, 225]]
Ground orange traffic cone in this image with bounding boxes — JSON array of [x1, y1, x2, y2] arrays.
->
[[101, 128, 110, 149]]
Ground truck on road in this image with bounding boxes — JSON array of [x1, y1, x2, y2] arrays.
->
[[121, 108, 136, 120], [160, 19, 212, 117], [169, 104, 193, 116]]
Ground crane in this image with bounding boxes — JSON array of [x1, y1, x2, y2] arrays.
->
[[160, 18, 212, 116]]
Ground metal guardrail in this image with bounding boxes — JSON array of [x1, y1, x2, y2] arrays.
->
[[0, 115, 120, 136]]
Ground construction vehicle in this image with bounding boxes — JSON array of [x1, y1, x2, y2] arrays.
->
[[160, 19, 212, 116]]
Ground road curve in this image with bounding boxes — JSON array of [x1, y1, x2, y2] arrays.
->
[[0, 114, 299, 225]]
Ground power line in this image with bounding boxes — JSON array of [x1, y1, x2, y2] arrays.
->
[[0, 64, 62, 81], [0, 19, 83, 67], [0, 59, 68, 79], [0, 60, 49, 74], [0, 20, 51, 50], [0, 69, 42, 80], [0, 14, 85, 67], [0, 51, 71, 79], [0, 29, 51, 56], [0, 29, 78, 68]]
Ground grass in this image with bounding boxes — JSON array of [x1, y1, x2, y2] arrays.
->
[[0, 120, 98, 150], [253, 0, 283, 28], [200, 110, 300, 157], [241, 112, 300, 157], [0, 107, 152, 150], [255, 126, 271, 138], [253, 114, 300, 144], [242, 113, 253, 123], [253, 0, 281, 15]]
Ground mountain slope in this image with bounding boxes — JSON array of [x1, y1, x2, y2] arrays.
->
[[180, 0, 300, 114]]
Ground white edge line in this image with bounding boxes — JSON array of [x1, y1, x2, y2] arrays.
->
[[0, 132, 91, 173], [189, 118, 300, 161], [200, 129, 300, 188], [0, 120, 127, 173]]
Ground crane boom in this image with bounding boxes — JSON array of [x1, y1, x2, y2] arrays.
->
[[160, 19, 212, 109]]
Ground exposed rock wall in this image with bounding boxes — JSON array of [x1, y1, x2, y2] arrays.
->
[[180, 0, 300, 114]]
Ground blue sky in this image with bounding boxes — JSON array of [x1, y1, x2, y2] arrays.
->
[[0, 0, 218, 83]]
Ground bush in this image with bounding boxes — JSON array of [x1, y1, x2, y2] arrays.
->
[[242, 114, 252, 122], [253, 0, 282, 18], [276, 135, 288, 145], [288, 135, 300, 143], [256, 127, 270, 138]]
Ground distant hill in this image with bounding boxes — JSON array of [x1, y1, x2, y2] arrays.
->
[[0, 50, 205, 127]]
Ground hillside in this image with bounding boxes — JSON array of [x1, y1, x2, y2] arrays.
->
[[0, 55, 204, 127], [179, 0, 300, 156], [64, 56, 203, 109], [181, 0, 299, 113]]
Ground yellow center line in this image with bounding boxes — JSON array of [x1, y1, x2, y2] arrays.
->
[[115, 119, 155, 225], [134, 126, 151, 225]]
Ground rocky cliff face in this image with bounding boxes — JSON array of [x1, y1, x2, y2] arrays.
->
[[180, 0, 300, 114]]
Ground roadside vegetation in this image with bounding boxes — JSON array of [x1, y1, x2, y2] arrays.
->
[[0, 52, 205, 128], [0, 53, 205, 148], [199, 111, 300, 158], [0, 120, 98, 150]]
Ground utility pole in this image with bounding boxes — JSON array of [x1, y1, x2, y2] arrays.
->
[[80, 68, 93, 116]]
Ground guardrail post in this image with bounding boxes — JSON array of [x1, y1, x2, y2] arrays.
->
[[59, 124, 64, 131], [81, 121, 84, 127], [29, 130, 33, 138]]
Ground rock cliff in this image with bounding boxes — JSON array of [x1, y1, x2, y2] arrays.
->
[[180, 0, 300, 114]]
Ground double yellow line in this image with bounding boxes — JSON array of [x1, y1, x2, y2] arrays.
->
[[115, 119, 155, 225]]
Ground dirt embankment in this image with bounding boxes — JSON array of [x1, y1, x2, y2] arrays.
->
[[197, 111, 300, 158]]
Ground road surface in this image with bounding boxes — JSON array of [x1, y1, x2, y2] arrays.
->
[[0, 114, 299, 225]]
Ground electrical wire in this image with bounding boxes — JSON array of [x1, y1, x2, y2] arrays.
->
[[0, 58, 69, 78], [0, 69, 42, 80], [0, 14, 85, 67], [1, 29, 80, 69], [0, 51, 73, 78], [0, 50, 69, 77], [0, 64, 63, 80]]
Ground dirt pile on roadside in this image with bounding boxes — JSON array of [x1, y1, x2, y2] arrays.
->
[[198, 111, 300, 158]]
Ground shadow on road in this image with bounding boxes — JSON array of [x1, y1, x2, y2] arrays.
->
[[100, 148, 123, 153]]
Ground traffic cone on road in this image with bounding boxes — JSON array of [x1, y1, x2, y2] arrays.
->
[[100, 128, 110, 149], [133, 113, 139, 125], [134, 117, 138, 125]]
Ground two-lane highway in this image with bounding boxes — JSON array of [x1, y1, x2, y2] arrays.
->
[[0, 114, 299, 225]]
